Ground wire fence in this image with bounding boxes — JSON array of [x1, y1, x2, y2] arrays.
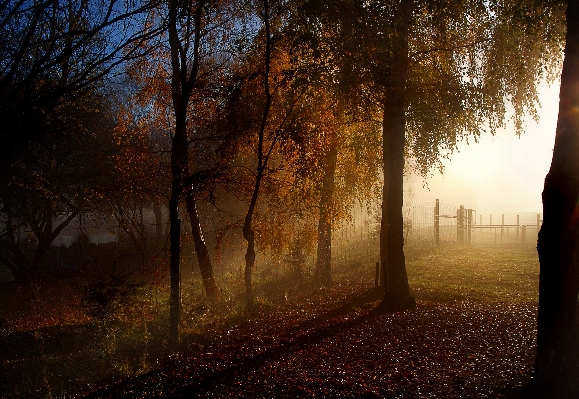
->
[[330, 199, 541, 270], [2, 199, 542, 283]]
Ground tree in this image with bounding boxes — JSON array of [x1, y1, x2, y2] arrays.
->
[[298, 0, 563, 310], [165, 0, 247, 342], [283, 86, 382, 287], [219, 0, 326, 308], [383, 0, 564, 309], [0, 0, 162, 280], [166, 0, 205, 344], [241, 0, 277, 309], [535, 0, 579, 395], [271, 5, 385, 288], [0, 0, 161, 156], [0, 90, 118, 280], [108, 101, 168, 251]]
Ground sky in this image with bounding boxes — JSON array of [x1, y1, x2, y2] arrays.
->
[[406, 81, 560, 222]]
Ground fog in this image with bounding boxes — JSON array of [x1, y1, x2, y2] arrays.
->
[[1, 69, 561, 399], [407, 81, 560, 220]]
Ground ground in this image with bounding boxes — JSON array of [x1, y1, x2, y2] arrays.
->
[[1, 246, 540, 398], [79, 299, 537, 398]]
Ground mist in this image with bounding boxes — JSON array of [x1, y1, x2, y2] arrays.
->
[[2, 0, 575, 397], [407, 81, 560, 218]]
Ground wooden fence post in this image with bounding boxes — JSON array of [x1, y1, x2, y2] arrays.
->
[[459, 206, 465, 245], [434, 199, 440, 246], [467, 209, 473, 245], [501, 214, 504, 244], [456, 208, 461, 245], [516, 215, 520, 244]]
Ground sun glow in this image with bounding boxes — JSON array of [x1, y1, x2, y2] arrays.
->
[[409, 80, 560, 216]]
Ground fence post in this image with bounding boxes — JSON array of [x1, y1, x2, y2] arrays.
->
[[467, 209, 473, 245], [434, 199, 440, 246], [501, 214, 504, 244], [516, 215, 520, 243], [522, 225, 527, 244], [456, 208, 460, 245], [457, 206, 464, 246], [490, 215, 495, 246]]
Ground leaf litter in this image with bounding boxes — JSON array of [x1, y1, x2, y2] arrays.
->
[[78, 290, 537, 398]]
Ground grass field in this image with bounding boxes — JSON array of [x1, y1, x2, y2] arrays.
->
[[407, 246, 539, 303]]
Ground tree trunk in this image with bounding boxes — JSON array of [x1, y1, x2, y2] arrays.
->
[[314, 140, 337, 287], [168, 0, 183, 348], [168, 209, 180, 346], [243, 0, 272, 310], [380, 104, 391, 292], [243, 157, 264, 309], [167, 98, 189, 346], [243, 221, 256, 308], [168, 113, 187, 345], [380, 0, 415, 311], [167, 0, 205, 346], [185, 194, 219, 300], [535, 1, 579, 395]]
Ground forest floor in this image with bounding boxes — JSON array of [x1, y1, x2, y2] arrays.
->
[[1, 245, 540, 398], [70, 246, 540, 399]]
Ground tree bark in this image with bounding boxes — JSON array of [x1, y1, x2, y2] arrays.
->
[[243, 143, 265, 309], [168, 210, 181, 346], [167, 107, 187, 345], [185, 194, 219, 300], [535, 0, 579, 395], [380, 0, 415, 311], [314, 140, 337, 287], [380, 103, 391, 292], [243, 217, 257, 308]]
